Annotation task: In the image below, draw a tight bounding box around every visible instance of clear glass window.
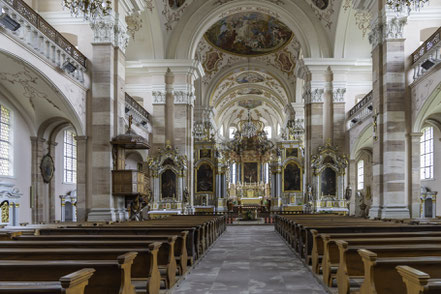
[421,127,434,180]
[64,130,77,183]
[0,105,12,176]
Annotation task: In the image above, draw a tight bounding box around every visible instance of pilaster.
[368,6,410,219]
[88,13,129,221]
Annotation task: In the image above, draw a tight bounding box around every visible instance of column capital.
[369,9,407,49]
[30,136,46,143]
[90,12,129,53]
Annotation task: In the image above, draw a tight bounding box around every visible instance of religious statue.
[345,185,352,201]
[306,184,314,202]
[183,187,189,203]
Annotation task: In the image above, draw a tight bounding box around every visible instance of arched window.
[421,127,434,180]
[229,127,236,139]
[231,163,237,184]
[0,105,12,176]
[264,126,272,139]
[219,125,224,137]
[357,160,364,190]
[63,130,77,183]
[277,123,281,136]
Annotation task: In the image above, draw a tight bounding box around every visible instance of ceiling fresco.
[168,0,186,9]
[236,72,265,84]
[312,0,329,10]
[204,12,293,56]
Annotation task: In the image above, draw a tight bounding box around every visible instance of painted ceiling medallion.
[236,72,265,84]
[276,50,295,73]
[168,0,186,9]
[237,88,264,95]
[204,12,293,56]
[238,100,263,109]
[203,49,223,74]
[312,0,329,10]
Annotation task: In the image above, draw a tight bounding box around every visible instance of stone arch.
[167,0,330,59]
[0,39,87,136]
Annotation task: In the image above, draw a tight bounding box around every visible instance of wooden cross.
[128,115,133,132]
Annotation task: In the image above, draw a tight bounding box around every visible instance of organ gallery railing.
[411,26,441,82]
[0,0,87,83]
[347,91,373,129]
[125,93,151,130]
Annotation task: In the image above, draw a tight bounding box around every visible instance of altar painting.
[196,163,214,193]
[321,167,336,196]
[161,169,177,198]
[243,162,259,183]
[200,149,212,159]
[283,163,301,192]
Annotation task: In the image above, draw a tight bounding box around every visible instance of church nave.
[172,226,327,294]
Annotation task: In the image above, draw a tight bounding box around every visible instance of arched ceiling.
[0,51,83,136]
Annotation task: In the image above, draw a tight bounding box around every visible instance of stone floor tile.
[171,226,327,294]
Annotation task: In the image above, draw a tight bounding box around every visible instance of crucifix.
[128,115,133,132]
[372,109,379,141]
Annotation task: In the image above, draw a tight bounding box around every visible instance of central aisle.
[172,226,328,294]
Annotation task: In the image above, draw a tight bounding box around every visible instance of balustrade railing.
[347,91,373,129]
[411,26,441,82]
[0,0,86,83]
[125,93,151,129]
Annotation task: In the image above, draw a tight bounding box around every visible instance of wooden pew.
[397,265,441,294]
[0,239,177,289]
[321,236,441,287]
[14,232,189,275]
[336,243,441,294]
[0,268,95,294]
[37,227,198,265]
[310,230,441,275]
[358,249,441,294]
[0,252,138,294]
[0,246,161,294]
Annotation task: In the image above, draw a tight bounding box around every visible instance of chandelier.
[62,0,112,21]
[386,0,429,14]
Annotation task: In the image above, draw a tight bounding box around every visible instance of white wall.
[0,95,32,224]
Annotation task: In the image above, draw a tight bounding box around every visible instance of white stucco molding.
[126,59,205,80]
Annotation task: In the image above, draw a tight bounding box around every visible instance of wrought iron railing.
[348,91,373,118]
[412,26,441,65]
[410,26,441,82]
[2,0,87,68]
[125,93,151,128]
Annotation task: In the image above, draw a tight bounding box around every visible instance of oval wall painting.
[204,12,293,56]
[236,72,265,84]
[312,0,329,10]
[169,0,186,9]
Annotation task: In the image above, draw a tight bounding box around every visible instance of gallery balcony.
[125,93,152,132]
[411,26,441,83]
[0,0,86,84]
[347,91,373,129]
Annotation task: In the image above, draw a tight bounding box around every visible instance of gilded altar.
[228,182,270,205]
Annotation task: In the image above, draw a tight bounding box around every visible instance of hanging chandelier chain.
[62,0,112,21]
[386,0,430,15]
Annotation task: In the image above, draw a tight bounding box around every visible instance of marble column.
[47,140,57,223]
[75,136,88,222]
[408,132,422,218]
[368,6,409,219]
[30,136,47,224]
[323,67,334,144]
[165,69,175,145]
[88,13,129,221]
